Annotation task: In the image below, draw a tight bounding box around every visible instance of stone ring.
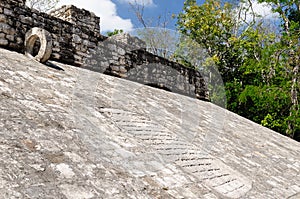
[25,27,52,63]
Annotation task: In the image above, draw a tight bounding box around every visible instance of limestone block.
[117,48,126,56]
[8,42,20,49]
[119,66,127,73]
[111,65,120,72]
[20,16,33,25]
[5,34,14,41]
[52,48,60,52]
[0,38,8,45]
[16,37,23,44]
[52,52,61,59]
[0,14,6,23]
[4,8,13,16]
[90,59,98,65]
[74,60,83,66]
[72,34,81,44]
[74,54,82,61]
[0,23,14,34]
[52,41,60,47]
[76,51,89,58]
[82,39,89,46]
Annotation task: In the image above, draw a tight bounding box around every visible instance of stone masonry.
[86,34,208,99]
[0,0,208,100]
[0,0,103,66]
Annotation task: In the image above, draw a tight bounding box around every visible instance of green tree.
[177,0,300,140]
[257,0,300,139]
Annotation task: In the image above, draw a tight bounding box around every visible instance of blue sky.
[110,0,201,30]
[56,0,277,33]
[56,0,196,32]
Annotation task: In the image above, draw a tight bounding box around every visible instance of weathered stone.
[50,5,100,32]
[52,52,61,59]
[74,54,82,61]
[16,37,23,44]
[25,27,52,63]
[0,14,6,23]
[81,33,89,39]
[0,23,11,33]
[112,33,146,50]
[117,47,126,55]
[52,47,60,52]
[72,34,81,44]
[5,34,14,41]
[0,38,8,45]
[110,65,120,72]
[20,16,33,25]
[0,48,300,198]
[3,8,13,16]
[119,66,127,73]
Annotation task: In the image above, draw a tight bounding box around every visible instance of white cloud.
[239,0,279,22]
[56,0,133,32]
[251,0,278,19]
[118,0,154,6]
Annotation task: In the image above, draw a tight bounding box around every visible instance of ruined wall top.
[111,33,146,50]
[10,0,25,5]
[50,5,100,33]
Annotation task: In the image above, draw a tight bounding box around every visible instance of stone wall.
[0,0,103,65]
[85,35,208,100]
[49,5,100,34]
[0,0,209,100]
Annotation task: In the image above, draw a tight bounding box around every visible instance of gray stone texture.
[0,48,300,199]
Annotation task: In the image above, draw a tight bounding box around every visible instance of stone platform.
[0,48,299,198]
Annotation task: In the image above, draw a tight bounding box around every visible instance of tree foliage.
[107,29,124,37]
[177,0,300,141]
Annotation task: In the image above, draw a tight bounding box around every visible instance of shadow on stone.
[145,83,172,92]
[45,61,64,71]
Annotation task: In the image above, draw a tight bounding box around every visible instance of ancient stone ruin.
[1,1,300,198]
[0,0,209,100]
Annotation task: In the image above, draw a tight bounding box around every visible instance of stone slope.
[0,48,300,199]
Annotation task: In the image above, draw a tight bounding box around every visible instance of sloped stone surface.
[0,48,300,198]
